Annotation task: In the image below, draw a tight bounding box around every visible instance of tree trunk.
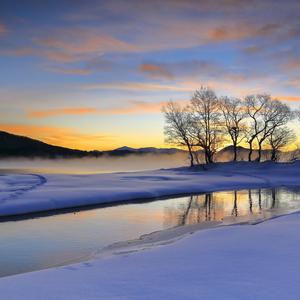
[257,142,262,162]
[233,143,237,161]
[204,148,209,164]
[206,149,214,164]
[248,142,253,162]
[187,144,194,167]
[271,188,276,208]
[271,148,276,162]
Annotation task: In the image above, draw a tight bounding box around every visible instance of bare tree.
[289,143,300,161]
[189,87,222,164]
[244,94,269,161]
[162,101,195,167]
[255,99,292,161]
[295,109,300,121]
[162,90,297,167]
[267,127,295,161]
[220,97,246,161]
[245,94,292,162]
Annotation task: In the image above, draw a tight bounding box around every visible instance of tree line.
[163,87,299,166]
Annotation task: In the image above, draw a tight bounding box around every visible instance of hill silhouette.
[0,131,88,158]
[0,131,183,158]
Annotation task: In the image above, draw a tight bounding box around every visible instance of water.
[0,187,299,278]
[0,155,187,174]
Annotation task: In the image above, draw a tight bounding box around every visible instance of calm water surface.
[0,187,299,278]
[0,156,187,174]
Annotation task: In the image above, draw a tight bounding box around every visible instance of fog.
[0,153,189,174]
[0,148,296,175]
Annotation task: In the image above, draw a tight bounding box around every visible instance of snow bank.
[1,211,300,299]
[1,161,300,217]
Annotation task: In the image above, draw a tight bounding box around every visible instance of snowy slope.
[1,211,300,299]
[0,161,300,217]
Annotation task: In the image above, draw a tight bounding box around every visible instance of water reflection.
[163,188,300,227]
[0,187,299,278]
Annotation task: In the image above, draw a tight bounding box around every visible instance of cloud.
[1,0,299,110]
[284,77,300,88]
[28,101,166,118]
[1,27,138,62]
[138,60,248,83]
[0,23,7,34]
[276,95,300,102]
[46,66,92,75]
[83,79,265,96]
[283,57,300,71]
[26,94,300,121]
[2,1,297,63]
[35,28,138,62]
[28,107,98,118]
[243,45,264,55]
[139,64,174,80]
[2,47,76,63]
[83,82,192,92]
[207,22,284,43]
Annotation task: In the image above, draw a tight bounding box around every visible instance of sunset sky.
[0,0,300,150]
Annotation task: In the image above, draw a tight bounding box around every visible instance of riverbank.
[2,210,300,299]
[1,161,300,298]
[1,161,300,218]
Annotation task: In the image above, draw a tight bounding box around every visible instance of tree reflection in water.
[163,188,298,227]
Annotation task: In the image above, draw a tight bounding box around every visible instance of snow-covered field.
[1,161,300,217]
[1,211,300,299]
[1,161,300,299]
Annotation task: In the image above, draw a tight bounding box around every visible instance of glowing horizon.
[0,0,300,150]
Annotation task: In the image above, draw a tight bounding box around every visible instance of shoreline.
[2,204,300,299]
[95,202,300,260]
[0,161,300,281]
[1,188,299,279]
[0,161,300,218]
[1,184,299,223]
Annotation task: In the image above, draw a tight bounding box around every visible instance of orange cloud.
[283,58,300,71]
[276,95,300,102]
[41,50,76,62]
[84,82,192,92]
[208,22,281,42]
[28,101,165,118]
[28,107,98,118]
[2,28,138,63]
[34,29,138,62]
[46,66,92,75]
[2,47,76,63]
[139,63,173,80]
[0,23,7,34]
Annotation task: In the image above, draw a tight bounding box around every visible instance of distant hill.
[5,130,285,161]
[113,146,183,154]
[0,131,88,158]
[217,145,249,155]
[216,145,274,161]
[0,131,184,158]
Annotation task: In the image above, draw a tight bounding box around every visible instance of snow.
[1,161,300,217]
[1,161,300,298]
[1,211,300,299]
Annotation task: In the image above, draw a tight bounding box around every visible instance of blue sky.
[0,0,299,150]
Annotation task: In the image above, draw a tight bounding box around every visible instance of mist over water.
[0,150,295,175]
[0,153,189,174]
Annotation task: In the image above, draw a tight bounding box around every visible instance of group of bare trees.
[163,87,296,166]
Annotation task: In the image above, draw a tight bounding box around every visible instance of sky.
[0,0,300,150]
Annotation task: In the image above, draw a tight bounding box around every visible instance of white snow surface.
[2,211,300,299]
[1,161,300,217]
[1,161,300,299]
